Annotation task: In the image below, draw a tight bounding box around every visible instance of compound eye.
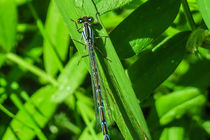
[78,18,83,23]
[88,17,94,23]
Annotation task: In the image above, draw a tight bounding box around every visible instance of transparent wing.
[90,73,101,132]
[97,67,114,126]
[88,46,114,134]
[93,48,114,128]
[88,46,102,132]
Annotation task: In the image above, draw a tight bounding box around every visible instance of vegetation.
[0,0,210,139]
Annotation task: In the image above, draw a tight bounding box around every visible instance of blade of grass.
[159,127,185,140]
[54,0,151,139]
[197,0,210,29]
[0,0,17,52]
[26,0,64,72]
[51,53,88,103]
[0,0,17,68]
[43,0,69,77]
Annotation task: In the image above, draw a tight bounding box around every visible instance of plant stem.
[182,0,196,30]
[6,53,58,86]
[0,103,35,130]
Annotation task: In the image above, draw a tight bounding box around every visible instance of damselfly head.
[77,16,94,24]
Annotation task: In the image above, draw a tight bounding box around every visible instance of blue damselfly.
[74,16,110,140]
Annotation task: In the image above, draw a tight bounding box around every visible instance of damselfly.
[74,16,110,140]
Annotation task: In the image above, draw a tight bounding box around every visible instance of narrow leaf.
[51,53,88,103]
[197,0,210,29]
[43,0,69,76]
[159,127,185,140]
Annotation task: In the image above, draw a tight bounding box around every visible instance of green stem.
[182,0,196,30]
[0,103,16,118]
[0,104,34,130]
[17,24,37,32]
[6,53,58,86]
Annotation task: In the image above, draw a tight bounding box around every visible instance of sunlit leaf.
[0,0,17,52]
[43,0,69,76]
[197,0,210,29]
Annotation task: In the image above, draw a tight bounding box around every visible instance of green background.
[0,0,210,139]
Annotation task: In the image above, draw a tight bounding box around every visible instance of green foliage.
[197,0,210,29]
[43,1,69,77]
[128,31,190,100]
[0,0,17,52]
[0,0,210,140]
[111,0,181,58]
[94,0,145,14]
[0,0,17,67]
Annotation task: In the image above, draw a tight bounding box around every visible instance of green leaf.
[43,0,69,77]
[197,0,210,29]
[155,87,206,125]
[0,0,17,52]
[110,0,181,58]
[128,31,190,101]
[54,0,151,139]
[202,121,210,135]
[94,0,145,14]
[51,53,88,103]
[159,127,185,140]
